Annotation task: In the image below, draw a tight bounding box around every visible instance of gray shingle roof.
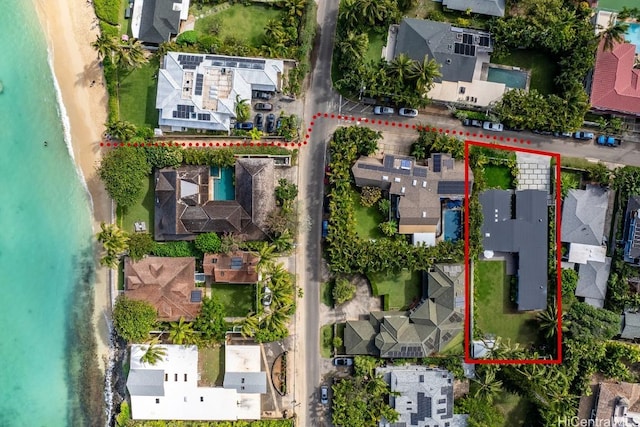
[576,258,611,308]
[561,186,609,246]
[621,312,640,340]
[138,0,181,45]
[442,0,505,17]
[127,369,165,396]
[223,372,267,394]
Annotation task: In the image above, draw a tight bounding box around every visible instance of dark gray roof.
[479,189,548,311]
[223,372,267,394]
[621,311,640,340]
[138,0,181,45]
[442,0,505,17]
[624,196,640,263]
[394,19,492,83]
[127,369,165,396]
[576,258,611,308]
[561,186,609,246]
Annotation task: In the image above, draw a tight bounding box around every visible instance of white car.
[483,122,504,132]
[373,106,394,115]
[398,107,418,117]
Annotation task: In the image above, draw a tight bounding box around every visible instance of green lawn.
[492,50,557,95]
[320,324,334,358]
[199,346,225,386]
[321,281,333,307]
[598,0,636,11]
[484,164,513,189]
[369,270,421,311]
[211,283,255,317]
[118,0,132,36]
[495,391,534,427]
[194,4,282,49]
[351,188,385,239]
[117,175,154,235]
[474,260,538,347]
[118,56,160,128]
[365,31,385,63]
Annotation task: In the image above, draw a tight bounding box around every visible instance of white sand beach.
[34,0,113,371]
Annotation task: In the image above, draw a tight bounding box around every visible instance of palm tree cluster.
[91,34,148,70]
[96,222,129,269]
[339,0,398,30]
[139,338,167,365]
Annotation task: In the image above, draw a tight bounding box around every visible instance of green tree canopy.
[195,232,222,254]
[333,277,357,305]
[98,146,151,209]
[113,296,157,342]
[194,295,227,342]
[128,232,154,261]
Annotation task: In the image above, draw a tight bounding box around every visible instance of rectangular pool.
[487,67,528,89]
[210,166,235,201]
[626,23,640,54]
[443,209,462,242]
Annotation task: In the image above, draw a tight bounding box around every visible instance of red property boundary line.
[464,140,562,365]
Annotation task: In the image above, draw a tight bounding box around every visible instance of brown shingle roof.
[595,381,640,422]
[124,257,201,321]
[203,251,259,284]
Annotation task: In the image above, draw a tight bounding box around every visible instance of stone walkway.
[516,152,551,192]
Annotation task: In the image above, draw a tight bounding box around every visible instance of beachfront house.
[130,0,190,48]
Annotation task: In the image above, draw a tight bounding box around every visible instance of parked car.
[597,135,622,147]
[573,131,594,140]
[321,220,329,239]
[276,116,283,131]
[533,129,553,135]
[266,113,276,133]
[398,107,418,117]
[320,385,329,405]
[254,113,264,131]
[373,106,394,115]
[553,131,573,138]
[463,119,483,127]
[253,90,272,100]
[483,122,504,132]
[254,102,273,111]
[333,357,354,366]
[235,122,253,130]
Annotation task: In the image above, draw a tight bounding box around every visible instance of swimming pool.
[210,166,235,200]
[487,67,528,89]
[443,209,462,242]
[626,23,640,54]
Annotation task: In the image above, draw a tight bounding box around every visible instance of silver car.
[483,122,504,132]
[320,385,329,405]
[373,106,394,115]
[398,107,418,117]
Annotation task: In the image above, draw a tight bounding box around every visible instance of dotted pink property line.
[99,112,531,148]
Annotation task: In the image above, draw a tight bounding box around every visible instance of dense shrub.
[333,277,357,305]
[98,146,151,209]
[360,186,381,207]
[128,233,155,261]
[176,30,199,46]
[112,296,157,342]
[195,232,222,254]
[151,241,201,257]
[144,146,184,169]
[93,0,120,25]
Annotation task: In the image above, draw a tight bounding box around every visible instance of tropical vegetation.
[113,296,157,342]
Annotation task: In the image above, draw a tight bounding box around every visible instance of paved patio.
[516,152,551,192]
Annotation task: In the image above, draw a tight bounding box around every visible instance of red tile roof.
[590,40,640,116]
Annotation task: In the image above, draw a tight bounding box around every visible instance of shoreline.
[33,0,113,377]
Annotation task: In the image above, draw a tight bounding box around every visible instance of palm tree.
[408,55,442,94]
[234,95,250,123]
[254,242,277,274]
[168,317,196,345]
[96,222,129,269]
[91,34,118,62]
[105,120,137,141]
[140,339,167,365]
[283,0,306,19]
[240,313,260,337]
[599,18,629,52]
[337,31,369,64]
[473,367,502,403]
[116,38,148,70]
[388,53,414,82]
[338,0,361,29]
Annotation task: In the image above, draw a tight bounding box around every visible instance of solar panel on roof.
[414,167,428,178]
[433,154,442,173]
[438,181,465,194]
[231,257,243,270]
[190,290,202,303]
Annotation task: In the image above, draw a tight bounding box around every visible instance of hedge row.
[94,0,120,25]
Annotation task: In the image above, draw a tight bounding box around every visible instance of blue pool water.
[626,23,640,54]
[487,67,528,89]
[211,166,235,200]
[443,209,462,242]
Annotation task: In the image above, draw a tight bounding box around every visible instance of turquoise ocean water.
[0,2,103,426]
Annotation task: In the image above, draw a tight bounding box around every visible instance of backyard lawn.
[495,391,534,427]
[484,164,513,189]
[117,175,154,235]
[118,0,132,36]
[210,283,255,317]
[492,49,557,95]
[368,269,421,311]
[118,56,160,128]
[351,187,385,239]
[474,260,538,347]
[194,4,282,49]
[365,31,385,63]
[199,346,225,386]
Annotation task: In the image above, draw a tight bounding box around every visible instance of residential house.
[560,186,611,308]
[376,366,468,427]
[620,311,640,340]
[344,264,465,358]
[442,0,505,17]
[623,196,640,265]
[387,19,509,106]
[127,344,266,421]
[124,256,202,321]
[131,0,190,47]
[203,251,259,284]
[590,380,640,425]
[154,158,276,241]
[479,189,548,311]
[351,153,470,246]
[156,52,286,132]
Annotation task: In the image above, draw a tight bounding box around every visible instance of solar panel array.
[194,74,204,96]
[178,54,204,70]
[231,257,243,270]
[454,42,476,56]
[205,55,266,70]
[414,167,428,178]
[357,163,385,172]
[432,154,442,173]
[387,345,423,358]
[438,181,465,194]
[190,290,203,303]
[410,393,432,425]
[173,104,195,119]
[441,386,454,418]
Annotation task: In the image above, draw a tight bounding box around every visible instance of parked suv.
[373,106,394,115]
[254,102,273,111]
[266,113,276,133]
[253,91,272,100]
[333,357,354,366]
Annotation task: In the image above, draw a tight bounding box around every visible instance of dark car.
[254,113,264,131]
[253,91,272,100]
[333,357,353,367]
[254,102,273,111]
[462,119,483,127]
[266,113,276,133]
[321,220,329,239]
[276,116,283,132]
[235,121,253,130]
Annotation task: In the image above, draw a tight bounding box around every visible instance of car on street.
[254,113,264,131]
[483,122,504,132]
[597,135,622,147]
[276,116,283,131]
[373,106,394,115]
[253,91,272,100]
[553,131,573,138]
[322,219,329,239]
[333,357,353,366]
[398,107,418,117]
[320,385,329,405]
[266,113,276,133]
[573,131,594,140]
[235,122,253,130]
[254,102,273,111]
[463,119,483,127]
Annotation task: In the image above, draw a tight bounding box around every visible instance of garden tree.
[599,18,629,52]
[112,296,157,342]
[254,242,277,273]
[156,41,180,57]
[97,145,151,208]
[537,297,567,341]
[194,232,222,254]
[143,145,183,169]
[168,316,197,345]
[249,127,262,141]
[176,30,198,46]
[274,179,298,207]
[332,376,399,427]
[566,302,621,345]
[379,220,397,237]
[333,125,382,156]
[586,162,611,184]
[561,268,579,298]
[333,336,343,348]
[388,53,414,82]
[96,222,130,269]
[613,166,640,203]
[193,295,227,342]
[354,355,380,378]
[272,229,295,253]
[219,232,245,254]
[377,198,391,217]
[105,120,138,141]
[139,338,167,365]
[560,172,580,198]
[597,341,640,381]
[338,0,362,30]
[407,55,442,94]
[332,277,357,305]
[113,38,148,70]
[472,366,502,404]
[91,34,118,61]
[455,396,504,427]
[360,186,381,207]
[234,95,250,123]
[265,206,298,237]
[336,31,369,69]
[127,232,154,261]
[239,313,260,338]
